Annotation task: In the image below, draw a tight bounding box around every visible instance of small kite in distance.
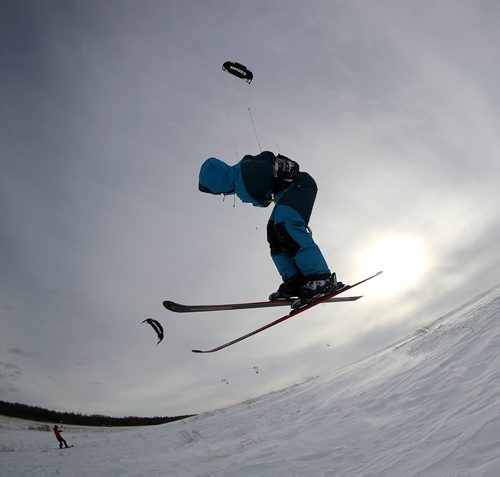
[222,61,253,83]
[142,318,164,345]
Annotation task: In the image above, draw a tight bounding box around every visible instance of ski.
[192,271,383,353]
[163,295,363,313]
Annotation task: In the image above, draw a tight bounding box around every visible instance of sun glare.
[358,235,427,295]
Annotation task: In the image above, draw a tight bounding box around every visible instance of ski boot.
[269,273,304,301]
[292,273,345,309]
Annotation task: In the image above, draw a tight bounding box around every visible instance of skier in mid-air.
[199,151,343,307]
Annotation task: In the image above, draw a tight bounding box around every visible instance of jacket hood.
[199,158,235,195]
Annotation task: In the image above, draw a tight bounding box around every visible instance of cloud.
[7,348,38,358]
[0,362,21,380]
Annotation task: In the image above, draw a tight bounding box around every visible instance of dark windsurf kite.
[142,318,164,345]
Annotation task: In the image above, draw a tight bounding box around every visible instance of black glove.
[273,154,299,182]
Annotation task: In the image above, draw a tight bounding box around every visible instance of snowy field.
[1,286,499,476]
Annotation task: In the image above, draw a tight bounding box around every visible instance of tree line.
[0,400,195,427]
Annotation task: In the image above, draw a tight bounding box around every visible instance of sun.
[358,234,428,295]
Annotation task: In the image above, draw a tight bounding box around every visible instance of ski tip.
[163,300,185,312]
[192,349,203,353]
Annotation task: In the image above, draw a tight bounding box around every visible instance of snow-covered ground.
[1,286,500,476]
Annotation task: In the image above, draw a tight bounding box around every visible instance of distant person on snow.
[53,425,70,448]
[199,151,343,306]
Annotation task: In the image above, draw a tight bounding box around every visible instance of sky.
[1,0,500,417]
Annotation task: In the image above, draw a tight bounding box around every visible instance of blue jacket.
[199,151,275,207]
